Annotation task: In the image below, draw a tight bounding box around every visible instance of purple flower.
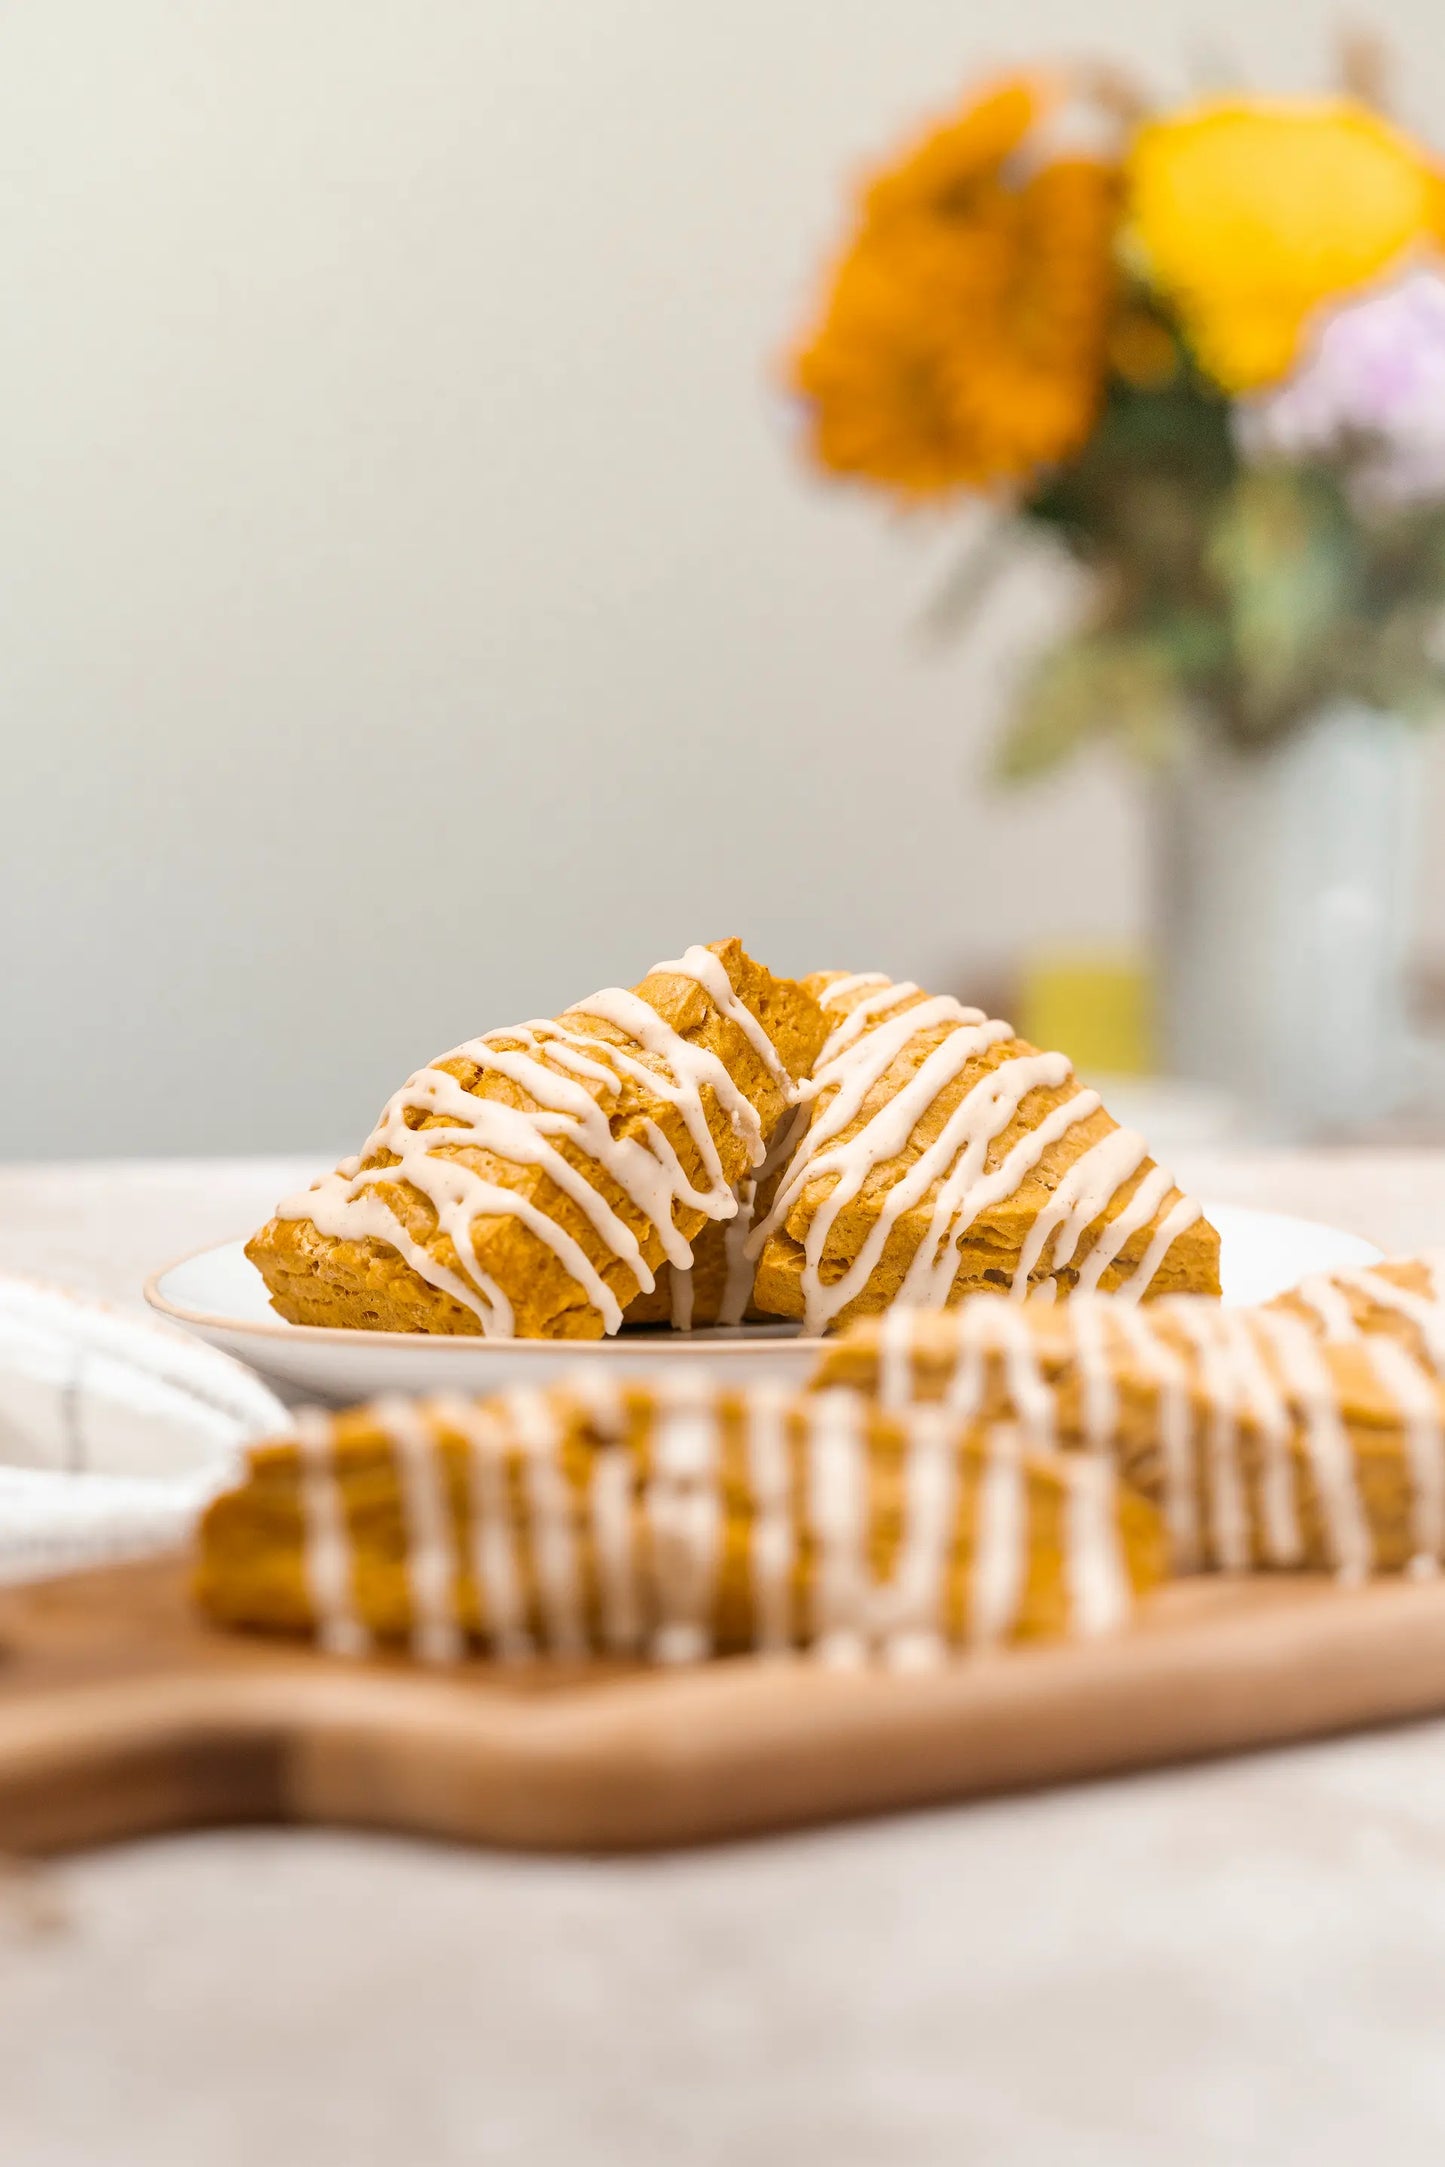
[1237,264,1445,504]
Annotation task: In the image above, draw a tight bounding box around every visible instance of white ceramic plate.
[145,1202,1381,1408]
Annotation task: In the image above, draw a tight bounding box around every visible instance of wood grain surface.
[3,1559,1445,1855]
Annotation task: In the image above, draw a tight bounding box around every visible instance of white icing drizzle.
[1338,1268,1445,1371]
[755,1001,1015,1332]
[748,975,1198,1330]
[1110,1303,1199,1569]
[879,1404,960,1668]
[941,1320,987,1423]
[664,1128,783,1334]
[1010,1128,1151,1295]
[1158,1305,1252,1572]
[1214,1313,1301,1566]
[742,1387,795,1654]
[648,946,791,1089]
[1072,1164,1175,1293]
[290,1376,1140,1668]
[967,1423,1026,1649]
[1062,1455,1131,1636]
[987,1301,1058,1447]
[898,1058,1086,1305]
[1069,1297,1118,1455]
[506,1389,587,1656]
[876,1306,918,1413]
[1123,1194,1204,1301]
[943,1300,1057,1448]
[812,973,918,1061]
[589,1445,643,1652]
[645,1383,723,1663]
[1251,1312,1373,1582]
[294,1407,369,1659]
[804,1390,871,1666]
[434,1395,534,1661]
[716,1178,760,1327]
[375,1396,463,1664]
[1360,1333,1445,1570]
[279,946,781,1339]
[1290,1273,1362,1343]
[534,1367,640,1650]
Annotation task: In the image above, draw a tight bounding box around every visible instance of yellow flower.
[792,78,1118,497]
[1129,97,1441,390]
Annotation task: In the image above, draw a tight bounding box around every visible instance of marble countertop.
[2,1154,1445,2167]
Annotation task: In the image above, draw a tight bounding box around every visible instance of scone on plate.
[195,1380,1165,1664]
[247,940,826,1341]
[749,972,1220,1334]
[813,1293,1445,1579]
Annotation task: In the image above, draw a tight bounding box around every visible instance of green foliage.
[979,368,1445,781]
[994,631,1184,783]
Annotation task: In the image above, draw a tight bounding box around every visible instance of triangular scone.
[195,1381,1164,1663]
[750,972,1220,1334]
[247,940,825,1341]
[1268,1253,1445,1374]
[812,1294,1445,1579]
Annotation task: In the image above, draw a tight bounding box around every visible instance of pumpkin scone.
[748,972,1220,1335]
[1269,1253,1445,1373]
[814,1293,1445,1579]
[195,1380,1164,1665]
[248,941,826,1341]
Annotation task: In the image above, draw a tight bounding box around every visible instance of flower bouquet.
[789,69,1445,1132]
[791,70,1445,769]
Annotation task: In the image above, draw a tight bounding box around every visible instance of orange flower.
[792,78,1118,497]
[863,75,1047,225]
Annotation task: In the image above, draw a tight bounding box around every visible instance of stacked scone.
[200,940,1445,1669]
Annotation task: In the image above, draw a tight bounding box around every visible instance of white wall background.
[5,0,1445,1157]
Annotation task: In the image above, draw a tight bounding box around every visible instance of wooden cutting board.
[3,1557,1445,1855]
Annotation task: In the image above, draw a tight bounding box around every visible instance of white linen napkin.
[0,1274,287,1582]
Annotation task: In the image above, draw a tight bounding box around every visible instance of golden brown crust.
[248,940,826,1341]
[195,1385,1164,1657]
[1267,1255,1445,1369]
[752,978,1220,1329]
[813,1299,1442,1574]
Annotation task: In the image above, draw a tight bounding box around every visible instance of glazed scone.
[749,972,1220,1334]
[1268,1253,1445,1373]
[195,1381,1165,1664]
[247,941,826,1342]
[813,1294,1445,1578]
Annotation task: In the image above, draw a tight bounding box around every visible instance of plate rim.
[143,1202,1382,1361]
[143,1240,828,1358]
